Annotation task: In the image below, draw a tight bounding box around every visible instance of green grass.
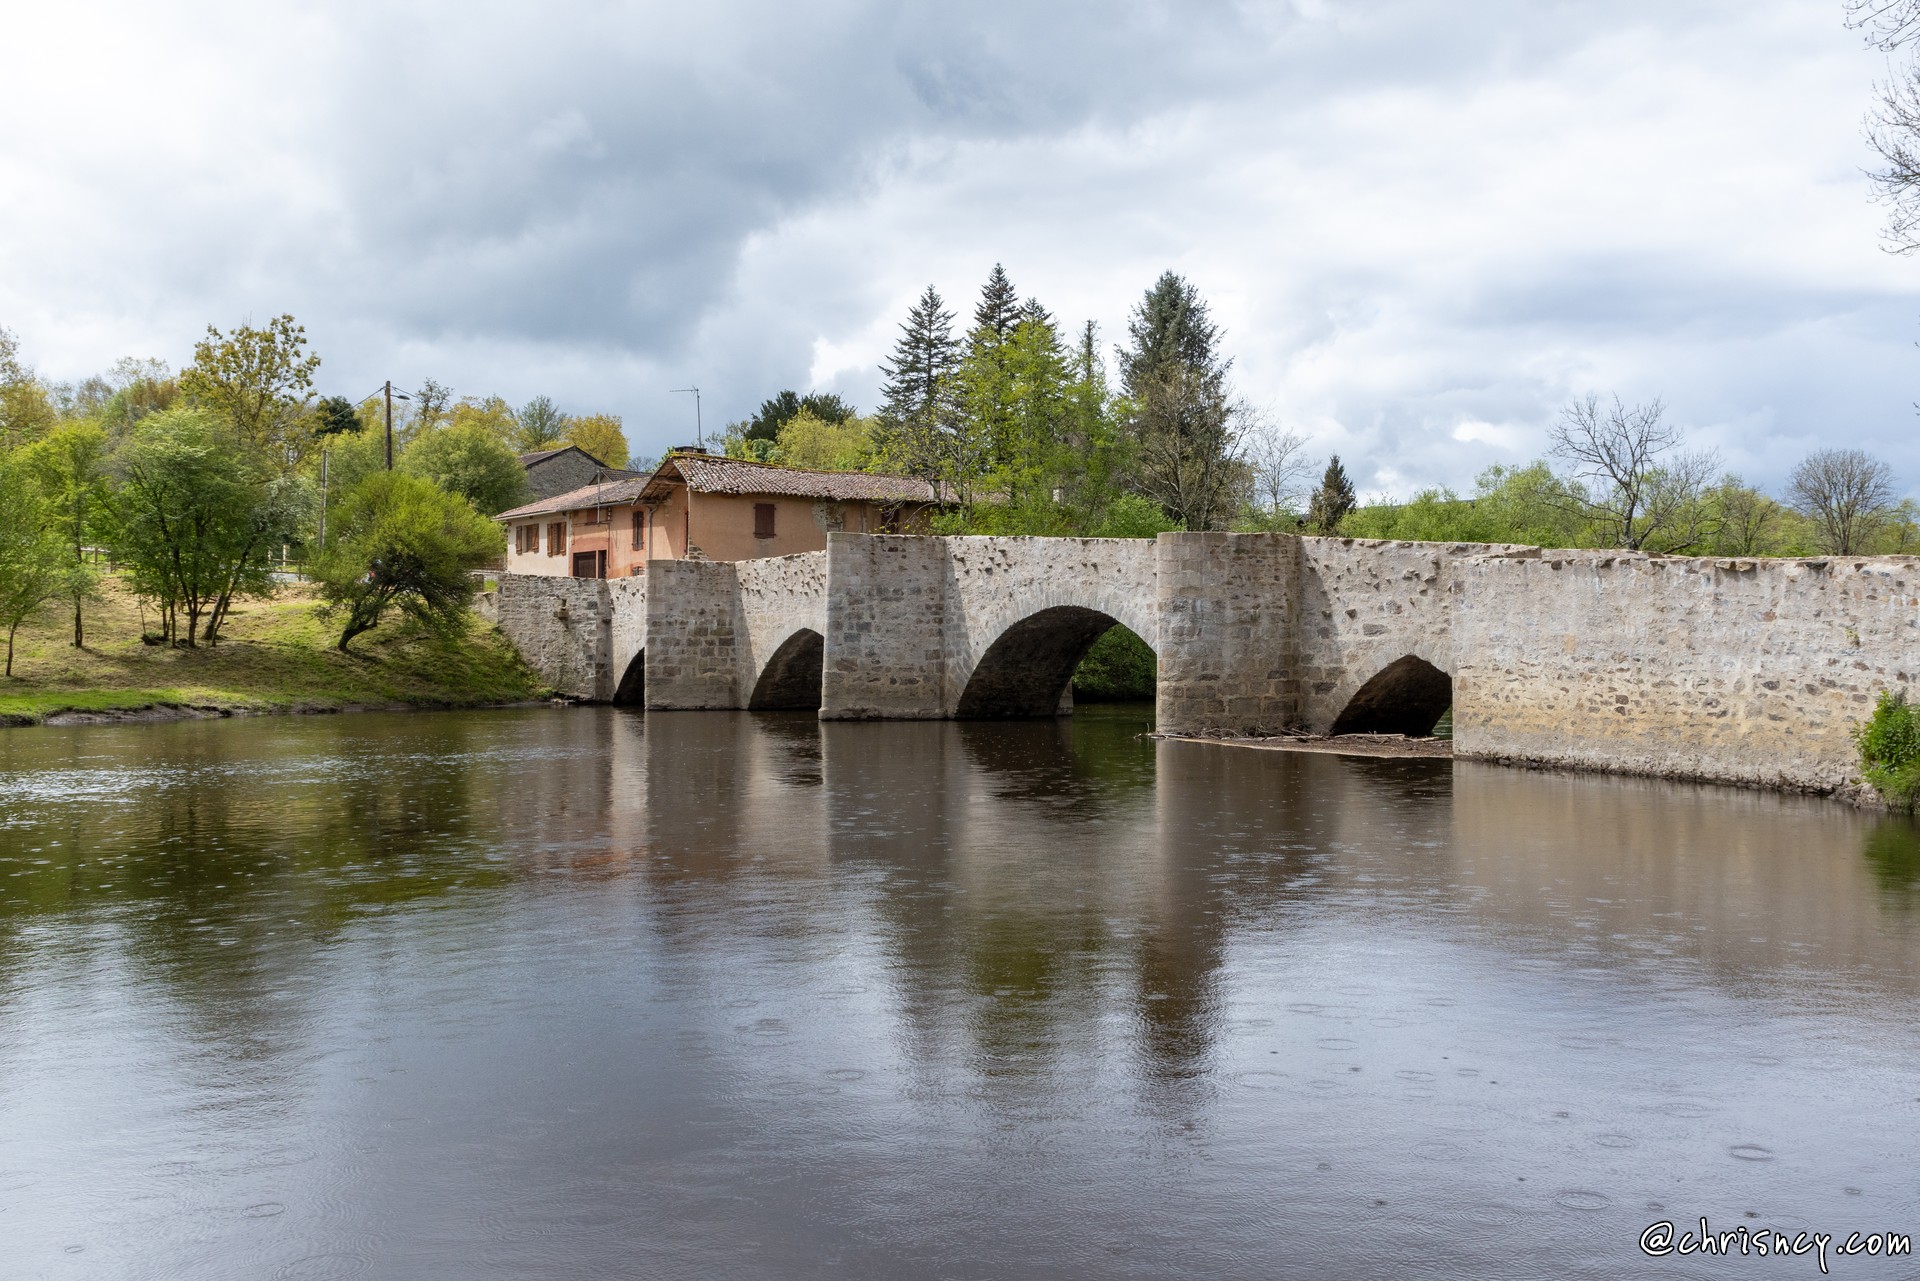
[1,575,546,726]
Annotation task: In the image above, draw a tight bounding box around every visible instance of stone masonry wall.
[642,560,742,709]
[1153,532,1300,736]
[1451,551,1920,791]
[735,551,829,700]
[1295,538,1525,733]
[821,534,950,719]
[939,536,1161,710]
[491,574,613,699]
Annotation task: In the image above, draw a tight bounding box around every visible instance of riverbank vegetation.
[1857,690,1920,809]
[0,316,581,703]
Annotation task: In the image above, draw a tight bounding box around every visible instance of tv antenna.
[670,386,703,447]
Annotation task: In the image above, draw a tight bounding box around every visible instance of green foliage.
[563,413,630,468]
[315,395,362,439]
[1856,689,1920,807]
[771,410,876,471]
[1072,626,1156,701]
[1091,492,1180,538]
[0,453,73,675]
[0,325,57,453]
[179,314,321,467]
[516,395,568,451]
[1116,272,1244,530]
[447,396,519,449]
[739,390,857,443]
[398,420,530,516]
[112,409,305,647]
[23,422,110,646]
[1343,463,1588,547]
[317,472,503,651]
[1307,455,1358,533]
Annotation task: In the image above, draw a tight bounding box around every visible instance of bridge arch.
[613,649,646,705]
[1327,653,1451,737]
[956,606,1149,719]
[748,627,825,711]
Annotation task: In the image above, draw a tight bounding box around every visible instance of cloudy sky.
[3,0,1917,496]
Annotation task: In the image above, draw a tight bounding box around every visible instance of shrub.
[1855,689,1920,807]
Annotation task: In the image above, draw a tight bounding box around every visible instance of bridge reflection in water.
[1,708,1917,1278]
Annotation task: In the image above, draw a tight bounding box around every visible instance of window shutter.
[631,510,644,550]
[754,503,775,538]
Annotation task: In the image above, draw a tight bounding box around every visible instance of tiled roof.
[517,445,617,469]
[495,476,651,521]
[652,452,953,503]
[494,452,953,521]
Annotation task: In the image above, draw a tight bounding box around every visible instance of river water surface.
[2,706,1918,1279]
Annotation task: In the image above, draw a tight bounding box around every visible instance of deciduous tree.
[111,410,305,646]
[515,396,568,451]
[1788,447,1897,554]
[317,472,503,651]
[1548,393,1717,551]
[24,423,109,647]
[179,315,321,467]
[0,454,70,676]
[563,413,630,468]
[0,325,57,453]
[398,420,530,515]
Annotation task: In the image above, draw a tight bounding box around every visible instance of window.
[581,508,600,526]
[547,522,566,555]
[572,550,606,578]
[514,525,534,555]
[753,502,776,539]
[631,510,644,550]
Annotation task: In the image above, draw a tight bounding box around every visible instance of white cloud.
[2,0,1916,494]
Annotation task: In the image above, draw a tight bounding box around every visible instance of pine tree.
[972,264,1020,343]
[1308,456,1357,533]
[879,286,959,424]
[1118,271,1228,396]
[1115,272,1242,530]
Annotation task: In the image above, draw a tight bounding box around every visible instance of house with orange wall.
[495,449,952,577]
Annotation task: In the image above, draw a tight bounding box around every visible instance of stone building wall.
[1451,551,1920,790]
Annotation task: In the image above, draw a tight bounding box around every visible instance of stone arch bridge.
[483,531,1920,792]
[487,533,1484,738]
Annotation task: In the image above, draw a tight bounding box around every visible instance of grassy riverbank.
[0,576,546,726]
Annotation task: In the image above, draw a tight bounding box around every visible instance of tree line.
[719,265,1915,556]
[0,316,632,672]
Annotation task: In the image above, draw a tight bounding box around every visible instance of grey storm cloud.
[4,0,1918,491]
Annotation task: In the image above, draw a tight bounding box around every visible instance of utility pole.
[383,381,411,469]
[670,386,703,448]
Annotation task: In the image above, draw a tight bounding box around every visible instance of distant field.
[0,575,546,726]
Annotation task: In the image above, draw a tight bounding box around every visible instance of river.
[2,706,1917,1279]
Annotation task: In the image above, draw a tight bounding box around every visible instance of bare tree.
[1846,1,1920,251]
[1788,448,1897,554]
[1847,0,1920,49]
[1244,418,1312,521]
[1548,393,1716,550]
